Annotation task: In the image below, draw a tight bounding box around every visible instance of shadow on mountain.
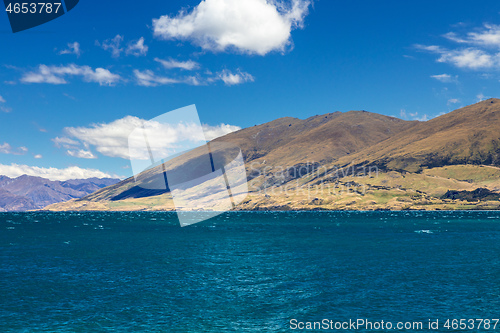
[110,186,170,201]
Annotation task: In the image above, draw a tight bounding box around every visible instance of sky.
[0,0,499,180]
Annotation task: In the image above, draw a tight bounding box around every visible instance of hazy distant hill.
[46,99,500,212]
[0,175,120,211]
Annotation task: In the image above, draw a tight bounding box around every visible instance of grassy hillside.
[45,99,500,212]
[338,98,500,172]
[46,165,500,211]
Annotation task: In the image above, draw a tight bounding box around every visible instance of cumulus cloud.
[21,64,122,86]
[0,163,121,181]
[126,37,149,56]
[55,115,241,160]
[34,154,43,159]
[59,42,81,57]
[152,0,311,55]
[154,57,200,70]
[217,69,254,85]
[97,35,124,57]
[430,73,458,83]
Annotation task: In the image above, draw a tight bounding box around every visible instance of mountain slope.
[45,99,500,212]
[338,98,500,171]
[65,111,417,203]
[214,110,417,167]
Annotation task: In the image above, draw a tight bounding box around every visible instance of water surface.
[1,211,500,332]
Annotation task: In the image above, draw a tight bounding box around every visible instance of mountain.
[217,111,417,167]
[46,99,500,212]
[0,175,120,211]
[337,98,500,172]
[55,109,415,204]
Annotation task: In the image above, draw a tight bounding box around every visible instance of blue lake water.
[1,211,500,332]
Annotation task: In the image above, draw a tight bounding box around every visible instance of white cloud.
[444,24,500,48]
[447,98,460,105]
[152,0,311,55]
[97,35,124,57]
[416,44,442,52]
[0,143,11,154]
[202,123,241,140]
[218,69,254,85]
[184,75,203,86]
[56,115,241,160]
[399,109,429,121]
[98,35,148,57]
[0,95,9,113]
[416,24,500,70]
[133,69,179,87]
[409,112,428,121]
[437,48,497,69]
[59,42,81,57]
[154,57,200,70]
[416,44,498,70]
[134,67,253,86]
[21,64,122,86]
[477,93,488,102]
[67,149,97,159]
[63,93,76,100]
[0,143,28,155]
[126,37,149,56]
[34,154,43,159]
[0,163,121,181]
[430,73,458,83]
[53,136,80,149]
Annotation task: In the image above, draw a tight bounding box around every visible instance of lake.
[1,211,500,332]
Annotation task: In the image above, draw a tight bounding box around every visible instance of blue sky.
[0,0,499,180]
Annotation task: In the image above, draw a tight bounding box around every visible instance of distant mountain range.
[47,98,500,211]
[0,175,120,211]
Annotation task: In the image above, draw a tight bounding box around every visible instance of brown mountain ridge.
[45,98,500,211]
[339,98,500,172]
